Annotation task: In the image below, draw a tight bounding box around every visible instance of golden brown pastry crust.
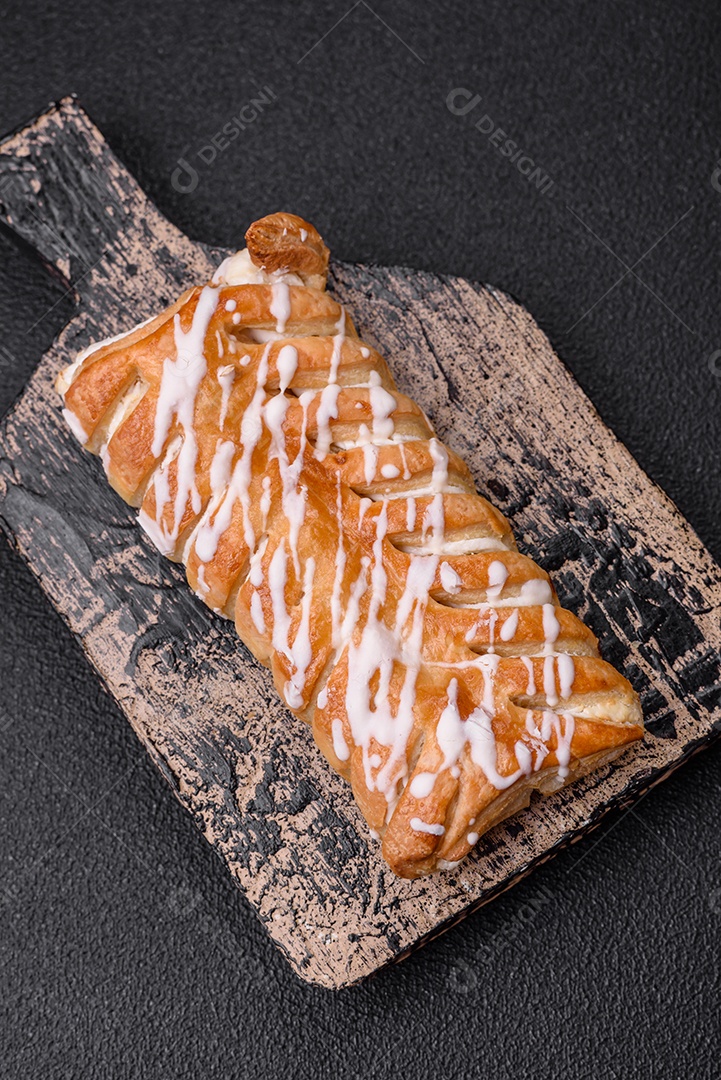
[57,212,644,878]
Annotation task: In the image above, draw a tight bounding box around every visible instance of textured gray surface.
[1,0,720,1075]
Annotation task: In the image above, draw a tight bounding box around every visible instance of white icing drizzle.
[543,654,559,708]
[250,592,265,634]
[520,578,553,605]
[209,438,235,495]
[522,655,536,695]
[313,309,346,460]
[368,371,396,441]
[217,364,235,430]
[422,494,445,554]
[260,475,272,529]
[487,560,508,599]
[362,442,378,485]
[542,603,561,649]
[541,710,575,779]
[557,654,575,700]
[499,608,519,642]
[435,674,524,790]
[409,772,437,798]
[487,609,498,653]
[315,384,342,461]
[439,561,462,595]
[249,537,268,634]
[194,343,271,563]
[410,818,445,836]
[343,505,439,804]
[270,282,291,334]
[276,344,299,392]
[144,285,218,551]
[328,476,347,650]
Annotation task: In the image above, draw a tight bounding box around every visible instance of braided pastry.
[57,212,643,878]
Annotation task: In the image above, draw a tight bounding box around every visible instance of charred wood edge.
[1,98,721,989]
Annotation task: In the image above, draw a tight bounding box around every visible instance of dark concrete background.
[1,2,720,1077]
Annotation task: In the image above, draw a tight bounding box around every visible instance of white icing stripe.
[543,654,559,708]
[440,561,462,595]
[410,818,445,836]
[342,505,440,804]
[542,603,561,648]
[557,654,575,699]
[217,364,235,430]
[409,772,437,798]
[270,282,291,334]
[276,344,299,393]
[522,655,536,695]
[368,371,397,441]
[381,464,400,479]
[313,309,347,461]
[499,608,519,642]
[541,710,575,779]
[194,343,272,562]
[146,285,218,550]
[487,560,508,599]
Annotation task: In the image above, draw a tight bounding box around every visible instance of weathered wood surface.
[1,98,720,989]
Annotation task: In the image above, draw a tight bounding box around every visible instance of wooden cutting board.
[1,97,719,989]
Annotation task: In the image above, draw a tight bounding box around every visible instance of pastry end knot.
[246,212,330,290]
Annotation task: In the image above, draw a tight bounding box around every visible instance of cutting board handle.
[0,97,210,308]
